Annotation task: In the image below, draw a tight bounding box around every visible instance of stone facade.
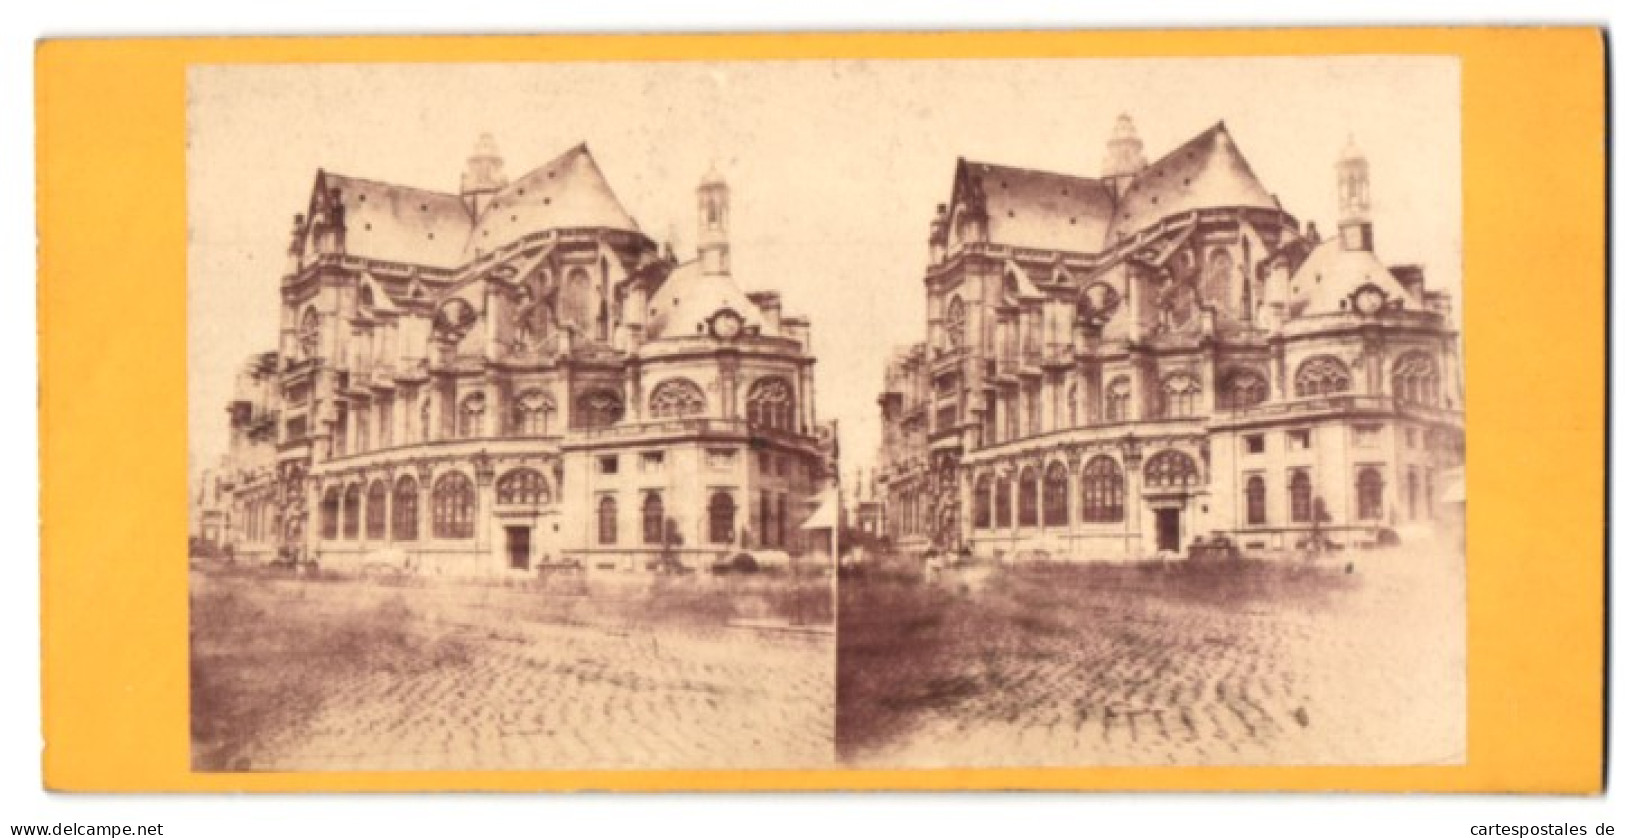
[876,118,1464,561]
[212,138,830,575]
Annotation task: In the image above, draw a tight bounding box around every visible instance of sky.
[188,57,1460,485]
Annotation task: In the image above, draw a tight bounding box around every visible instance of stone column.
[1122,437,1144,558]
[415,461,435,549]
[473,452,496,564]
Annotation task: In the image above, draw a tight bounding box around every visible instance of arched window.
[1160,372,1202,418]
[643,492,665,545]
[649,378,707,419]
[1042,462,1069,527]
[432,472,475,539]
[1220,368,1270,410]
[496,468,549,506]
[1144,450,1201,491]
[561,267,594,331]
[708,492,736,544]
[746,377,797,432]
[511,389,556,436]
[392,476,418,541]
[945,296,967,350]
[994,474,1012,528]
[1392,352,1441,407]
[1080,456,1124,523]
[458,392,486,438]
[1017,466,1039,527]
[1295,355,1352,398]
[973,474,993,529]
[298,307,321,359]
[597,495,618,545]
[1357,467,1385,521]
[342,484,361,540]
[365,480,387,540]
[1289,470,1313,523]
[1105,376,1132,423]
[573,388,624,429]
[320,487,340,540]
[1245,474,1267,525]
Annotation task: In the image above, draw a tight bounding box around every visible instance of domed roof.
[463,143,641,260]
[645,261,764,340]
[1107,122,1280,241]
[1289,238,1416,317]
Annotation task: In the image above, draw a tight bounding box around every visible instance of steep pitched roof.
[318,172,472,269]
[464,143,641,260]
[1108,122,1280,241]
[960,160,1115,253]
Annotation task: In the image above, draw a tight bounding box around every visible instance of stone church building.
[211,136,830,574]
[876,116,1464,560]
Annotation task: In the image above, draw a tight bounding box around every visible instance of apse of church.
[213,136,830,575]
[876,117,1464,561]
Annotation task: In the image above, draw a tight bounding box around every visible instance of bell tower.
[1102,113,1148,199]
[697,164,730,276]
[1336,135,1374,251]
[460,133,508,218]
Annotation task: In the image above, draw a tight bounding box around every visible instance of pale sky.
[188,57,1460,484]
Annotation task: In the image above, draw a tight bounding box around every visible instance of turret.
[1102,114,1148,198]
[928,203,948,265]
[460,133,508,218]
[697,164,730,276]
[1336,136,1373,251]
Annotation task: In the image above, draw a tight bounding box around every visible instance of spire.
[460,132,508,217]
[697,163,730,276]
[1336,134,1373,250]
[1102,113,1148,198]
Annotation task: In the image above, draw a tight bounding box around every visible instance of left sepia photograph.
[186,65,838,772]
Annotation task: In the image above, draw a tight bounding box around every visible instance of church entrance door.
[1155,508,1181,553]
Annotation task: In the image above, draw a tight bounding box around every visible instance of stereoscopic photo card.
[36,28,1605,792]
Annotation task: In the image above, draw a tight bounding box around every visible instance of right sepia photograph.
[834,55,1464,769]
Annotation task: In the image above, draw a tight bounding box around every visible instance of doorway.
[505,526,531,570]
[1155,508,1181,553]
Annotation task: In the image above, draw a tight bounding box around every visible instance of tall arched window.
[1160,372,1202,418]
[746,377,797,432]
[1017,466,1039,527]
[649,378,707,419]
[1357,467,1385,521]
[1042,462,1069,527]
[1105,376,1132,423]
[573,388,624,429]
[945,296,967,350]
[458,392,486,438]
[511,389,556,436]
[432,472,475,539]
[597,495,618,545]
[708,492,736,544]
[342,484,361,540]
[1144,450,1201,491]
[561,267,594,331]
[1245,474,1267,525]
[1295,355,1352,398]
[1220,368,1270,410]
[1080,456,1124,523]
[1392,352,1441,407]
[496,468,549,506]
[1067,382,1080,428]
[365,480,388,540]
[994,474,1012,528]
[320,487,340,540]
[298,307,321,359]
[973,474,993,529]
[392,476,418,541]
[642,492,665,545]
[1289,470,1313,523]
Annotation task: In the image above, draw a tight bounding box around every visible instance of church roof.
[960,160,1115,253]
[644,260,765,341]
[1288,237,1416,317]
[319,172,472,269]
[464,143,641,260]
[1107,122,1280,241]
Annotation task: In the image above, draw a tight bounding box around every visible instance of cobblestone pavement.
[837,546,1465,767]
[194,572,834,771]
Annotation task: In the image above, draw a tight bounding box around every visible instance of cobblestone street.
[837,546,1465,767]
